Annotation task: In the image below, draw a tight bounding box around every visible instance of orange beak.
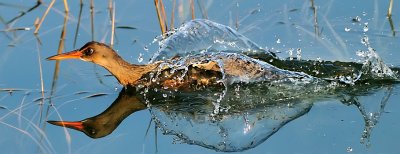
[46,50,83,60]
[48,120,84,131]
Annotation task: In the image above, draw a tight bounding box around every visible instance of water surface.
[1,0,400,153]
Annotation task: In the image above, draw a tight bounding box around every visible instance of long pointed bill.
[46,50,83,60]
[48,120,84,131]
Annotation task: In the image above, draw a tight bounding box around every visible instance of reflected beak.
[46,50,83,60]
[48,120,84,131]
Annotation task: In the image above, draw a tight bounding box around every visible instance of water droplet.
[169,68,176,74]
[296,48,302,60]
[361,35,369,46]
[276,38,281,44]
[362,12,367,16]
[288,48,294,60]
[363,22,369,32]
[163,93,167,97]
[316,57,322,62]
[346,147,353,152]
[143,45,149,51]
[352,16,361,22]
[235,85,240,92]
[137,53,144,63]
[356,50,367,58]
[344,27,351,32]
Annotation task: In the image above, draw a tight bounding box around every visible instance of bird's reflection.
[48,80,397,152]
[48,88,146,138]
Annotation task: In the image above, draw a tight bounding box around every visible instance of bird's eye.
[90,129,96,135]
[84,48,94,56]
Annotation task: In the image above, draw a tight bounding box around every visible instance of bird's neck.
[101,55,160,86]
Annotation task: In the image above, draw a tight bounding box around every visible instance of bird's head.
[47,41,120,68]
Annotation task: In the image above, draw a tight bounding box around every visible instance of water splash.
[296,48,302,60]
[357,36,397,80]
[288,48,294,60]
[140,20,399,152]
[149,84,315,152]
[144,50,319,121]
[276,38,281,44]
[346,147,353,152]
[363,22,369,32]
[150,19,276,62]
[142,20,398,118]
[352,16,361,22]
[137,53,143,63]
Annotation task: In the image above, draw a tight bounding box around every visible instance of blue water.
[1,0,400,153]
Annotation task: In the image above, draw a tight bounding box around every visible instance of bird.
[47,41,400,89]
[47,41,312,89]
